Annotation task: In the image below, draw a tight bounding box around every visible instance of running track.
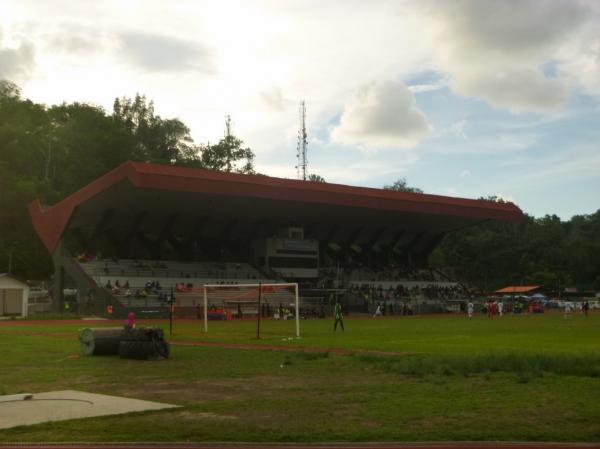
[1,444,599,448]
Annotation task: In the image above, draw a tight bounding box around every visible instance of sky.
[1,0,599,220]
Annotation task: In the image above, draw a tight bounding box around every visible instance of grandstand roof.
[29,161,523,254]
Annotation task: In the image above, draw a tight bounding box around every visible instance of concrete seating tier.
[78,258,264,281]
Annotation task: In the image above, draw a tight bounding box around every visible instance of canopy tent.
[531,292,548,299]
[494,286,543,295]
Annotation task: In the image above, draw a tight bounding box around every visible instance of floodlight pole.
[256,282,262,340]
[169,287,174,336]
[295,283,300,338]
[8,247,13,274]
[203,286,208,333]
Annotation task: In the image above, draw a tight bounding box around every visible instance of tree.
[113,94,199,165]
[47,102,136,197]
[479,195,507,203]
[308,174,326,182]
[200,116,255,174]
[383,178,423,193]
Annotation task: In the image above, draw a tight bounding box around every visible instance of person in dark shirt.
[333,301,344,331]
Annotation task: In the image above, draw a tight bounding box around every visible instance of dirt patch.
[170,339,408,357]
[173,410,236,421]
[103,373,334,407]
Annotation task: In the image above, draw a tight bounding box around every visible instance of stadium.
[28,160,522,320]
[3,0,600,443]
[0,161,598,445]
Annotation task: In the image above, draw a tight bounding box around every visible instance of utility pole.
[224,115,233,172]
[225,114,232,138]
[296,101,307,181]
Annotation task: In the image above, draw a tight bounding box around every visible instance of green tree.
[200,116,255,173]
[383,178,423,193]
[113,94,199,165]
[46,102,135,197]
[308,174,326,182]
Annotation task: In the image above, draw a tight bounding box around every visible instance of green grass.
[1,312,599,442]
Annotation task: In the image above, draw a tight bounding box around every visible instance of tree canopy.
[199,116,255,174]
[308,174,326,183]
[383,178,424,194]
[430,211,600,292]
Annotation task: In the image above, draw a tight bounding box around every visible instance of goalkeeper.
[333,300,344,331]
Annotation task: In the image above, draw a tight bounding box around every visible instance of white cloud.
[494,193,516,203]
[459,169,471,179]
[429,133,539,155]
[423,0,591,113]
[259,87,293,112]
[440,120,468,139]
[407,79,448,93]
[0,28,34,81]
[558,33,600,98]
[330,80,431,150]
[118,31,215,74]
[451,68,569,114]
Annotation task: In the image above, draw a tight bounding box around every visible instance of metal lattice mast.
[296,101,307,181]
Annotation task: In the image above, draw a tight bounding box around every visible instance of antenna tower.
[225,114,232,138]
[296,101,308,180]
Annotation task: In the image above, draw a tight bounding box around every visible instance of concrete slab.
[0,393,33,403]
[0,390,178,430]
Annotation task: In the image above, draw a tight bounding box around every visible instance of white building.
[0,273,29,318]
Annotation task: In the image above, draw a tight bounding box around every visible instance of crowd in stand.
[350,282,467,302]
[419,283,466,300]
[350,267,440,282]
[104,279,170,300]
[351,283,411,301]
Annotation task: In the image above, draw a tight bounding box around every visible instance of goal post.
[202,283,300,338]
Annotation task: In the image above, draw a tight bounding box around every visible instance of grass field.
[1,312,599,443]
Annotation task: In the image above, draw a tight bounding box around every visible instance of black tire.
[119,340,154,359]
[118,340,135,358]
[122,327,152,342]
[156,341,170,359]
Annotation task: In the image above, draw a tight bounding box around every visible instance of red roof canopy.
[29,161,523,253]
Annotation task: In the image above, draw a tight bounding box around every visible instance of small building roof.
[494,286,543,294]
[0,273,30,288]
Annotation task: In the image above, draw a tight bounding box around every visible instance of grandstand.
[28,161,522,317]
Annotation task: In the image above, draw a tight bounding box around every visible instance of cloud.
[558,33,600,98]
[0,29,35,80]
[424,0,591,113]
[428,132,540,155]
[117,31,215,74]
[494,193,516,203]
[407,81,447,93]
[440,119,467,139]
[259,87,293,112]
[452,68,569,114]
[330,80,430,150]
[45,23,107,55]
[459,169,471,179]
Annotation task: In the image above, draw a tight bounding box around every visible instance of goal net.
[202,283,300,337]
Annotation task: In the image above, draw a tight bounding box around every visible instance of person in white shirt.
[564,302,572,319]
[498,301,504,317]
[467,301,474,319]
[374,304,383,317]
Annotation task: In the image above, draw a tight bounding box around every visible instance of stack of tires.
[118,327,170,360]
